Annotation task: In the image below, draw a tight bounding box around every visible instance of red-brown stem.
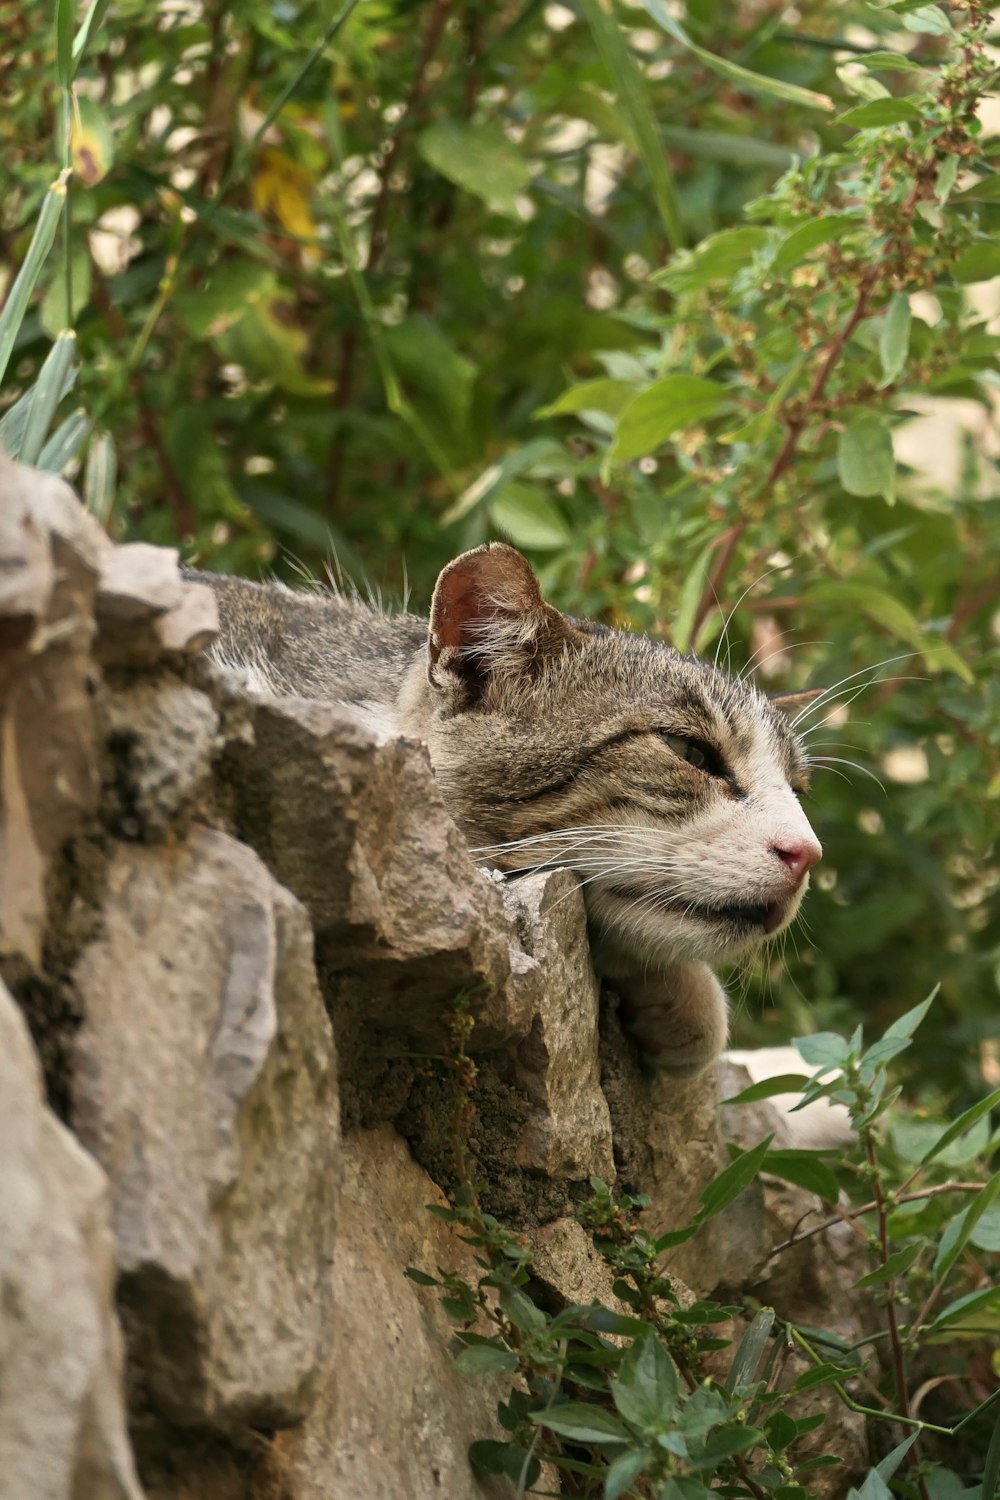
[771,1182,984,1255]
[863,1125,932,1500]
[689,278,875,643]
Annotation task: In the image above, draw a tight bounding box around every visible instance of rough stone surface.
[0,450,101,971]
[0,979,142,1500]
[101,676,221,840]
[72,828,340,1436]
[227,693,510,1036]
[0,456,874,1500]
[500,870,614,1182]
[281,1125,509,1500]
[96,542,184,621]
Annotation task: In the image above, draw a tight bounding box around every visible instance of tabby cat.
[202,543,821,1075]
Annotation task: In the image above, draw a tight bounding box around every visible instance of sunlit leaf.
[611,375,729,462]
[419,120,531,217]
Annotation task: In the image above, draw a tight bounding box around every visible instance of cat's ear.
[768,687,827,716]
[428,543,577,702]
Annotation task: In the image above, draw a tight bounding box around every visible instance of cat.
[200,543,821,1076]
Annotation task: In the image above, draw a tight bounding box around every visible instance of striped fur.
[199,544,822,1074]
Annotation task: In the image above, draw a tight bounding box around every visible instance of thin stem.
[771,1182,984,1255]
[689,276,874,642]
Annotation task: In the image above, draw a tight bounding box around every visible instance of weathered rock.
[96,543,184,622]
[227,694,510,1037]
[498,871,614,1182]
[154,581,219,655]
[0,978,143,1500]
[101,676,221,840]
[0,450,101,971]
[71,827,340,1437]
[281,1125,510,1500]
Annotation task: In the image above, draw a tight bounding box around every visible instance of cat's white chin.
[586,878,807,970]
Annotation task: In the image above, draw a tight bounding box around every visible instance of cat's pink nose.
[771,840,822,884]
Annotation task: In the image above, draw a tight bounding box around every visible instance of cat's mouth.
[608,886,789,935]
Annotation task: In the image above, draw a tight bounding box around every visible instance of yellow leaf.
[251,148,317,241]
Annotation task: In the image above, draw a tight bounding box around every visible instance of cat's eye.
[660,733,725,777]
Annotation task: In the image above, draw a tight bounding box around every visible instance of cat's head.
[398,543,821,971]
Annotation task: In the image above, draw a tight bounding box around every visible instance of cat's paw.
[613,963,729,1078]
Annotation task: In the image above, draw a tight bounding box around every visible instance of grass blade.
[578,0,684,250]
[37,407,91,473]
[637,0,834,111]
[19,331,77,466]
[0,170,70,387]
[56,0,75,85]
[84,430,117,525]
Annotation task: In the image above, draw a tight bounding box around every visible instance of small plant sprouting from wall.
[412,993,1000,1499]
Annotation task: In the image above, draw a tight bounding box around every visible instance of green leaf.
[792,1362,846,1393]
[469,1439,541,1487]
[72,0,112,64]
[875,1433,919,1481]
[722,1074,809,1105]
[690,1423,765,1468]
[56,0,75,86]
[933,1169,1000,1281]
[879,292,912,385]
[903,5,952,35]
[793,1032,850,1070]
[925,1285,1000,1335]
[84,430,117,527]
[40,251,92,338]
[725,1308,775,1393]
[441,439,563,525]
[837,415,895,502]
[837,98,923,128]
[890,1115,990,1167]
[953,242,1000,284]
[698,1136,773,1219]
[859,50,929,72]
[671,537,717,656]
[658,227,773,293]
[578,0,682,248]
[454,1344,519,1375]
[612,1332,679,1430]
[489,483,571,550]
[175,261,275,339]
[538,378,637,419]
[0,171,68,387]
[765,1150,840,1203]
[970,1205,1000,1252]
[418,120,530,218]
[771,215,862,274]
[19,331,77,466]
[71,96,114,186]
[635,0,833,110]
[403,1267,439,1286]
[863,990,936,1065]
[604,1448,650,1500]
[499,1284,548,1336]
[611,376,728,463]
[920,1086,1000,1164]
[852,1468,893,1500]
[534,1402,631,1445]
[37,408,91,474]
[853,1241,925,1288]
[981,1406,1000,1500]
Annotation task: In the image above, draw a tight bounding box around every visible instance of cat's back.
[191,570,426,706]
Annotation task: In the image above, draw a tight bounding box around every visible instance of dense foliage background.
[2,0,999,1090]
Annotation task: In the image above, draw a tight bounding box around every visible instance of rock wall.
[0,451,863,1500]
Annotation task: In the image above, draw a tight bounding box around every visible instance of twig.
[689,278,874,642]
[770,1182,984,1255]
